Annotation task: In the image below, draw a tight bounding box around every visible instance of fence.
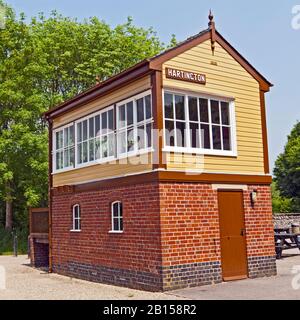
[29,208,49,235]
[273,213,300,228]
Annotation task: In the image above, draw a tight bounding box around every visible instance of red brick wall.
[158,183,222,267]
[243,185,275,258]
[50,180,275,290]
[51,182,162,276]
[158,183,275,267]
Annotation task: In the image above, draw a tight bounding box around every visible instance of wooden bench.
[274,231,300,259]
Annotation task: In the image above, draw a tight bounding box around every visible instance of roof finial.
[208,9,215,28]
[208,10,216,55]
[208,9,214,25]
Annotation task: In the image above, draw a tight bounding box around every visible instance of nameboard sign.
[166,67,206,85]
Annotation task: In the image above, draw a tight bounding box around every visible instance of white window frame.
[116,90,154,159]
[71,204,81,232]
[109,201,123,233]
[162,89,237,157]
[75,105,115,169]
[53,123,75,173]
[52,90,154,174]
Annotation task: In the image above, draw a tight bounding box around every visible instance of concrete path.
[0,251,300,299]
[170,249,300,300]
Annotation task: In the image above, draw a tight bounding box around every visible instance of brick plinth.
[51,181,163,291]
[50,181,276,291]
[248,256,277,278]
[29,236,49,268]
[53,262,162,292]
[162,261,222,291]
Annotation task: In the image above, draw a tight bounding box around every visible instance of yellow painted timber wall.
[53,153,153,187]
[53,76,151,128]
[52,76,152,187]
[163,40,265,174]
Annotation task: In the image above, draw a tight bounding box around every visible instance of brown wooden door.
[218,190,248,281]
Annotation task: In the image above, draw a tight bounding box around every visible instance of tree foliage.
[274,121,300,212]
[0,1,175,230]
[271,182,293,213]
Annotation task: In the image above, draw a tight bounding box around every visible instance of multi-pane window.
[53,91,153,173]
[72,204,81,231]
[77,108,114,165]
[164,92,234,153]
[137,95,152,150]
[164,93,186,147]
[210,100,231,151]
[54,124,75,171]
[117,93,152,156]
[111,201,123,232]
[118,101,135,154]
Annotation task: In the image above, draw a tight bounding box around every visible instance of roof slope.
[45,22,272,120]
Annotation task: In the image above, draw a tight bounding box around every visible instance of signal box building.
[44,15,276,291]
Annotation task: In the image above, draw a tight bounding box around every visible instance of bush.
[0,227,28,255]
[271,182,293,213]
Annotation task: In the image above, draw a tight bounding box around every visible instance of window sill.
[70,230,81,233]
[108,230,124,234]
[52,149,154,175]
[117,148,154,160]
[162,147,237,157]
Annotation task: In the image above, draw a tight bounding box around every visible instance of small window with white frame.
[111,201,123,233]
[72,204,81,231]
[54,124,75,171]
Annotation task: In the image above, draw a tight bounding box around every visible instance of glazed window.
[111,201,123,232]
[52,90,152,173]
[164,92,235,155]
[118,101,135,154]
[54,124,75,171]
[72,204,81,231]
[117,91,153,156]
[164,93,186,148]
[76,107,114,165]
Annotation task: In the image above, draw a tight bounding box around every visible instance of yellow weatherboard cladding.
[163,40,264,174]
[52,76,152,187]
[52,38,265,187]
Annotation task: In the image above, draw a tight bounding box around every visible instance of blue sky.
[5,0,300,172]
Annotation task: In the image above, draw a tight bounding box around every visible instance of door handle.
[240,228,246,236]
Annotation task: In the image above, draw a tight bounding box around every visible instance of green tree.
[271,182,293,213]
[274,121,300,212]
[0,4,49,230]
[0,2,175,231]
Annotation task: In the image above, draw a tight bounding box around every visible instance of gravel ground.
[1,251,300,300]
[0,255,181,300]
